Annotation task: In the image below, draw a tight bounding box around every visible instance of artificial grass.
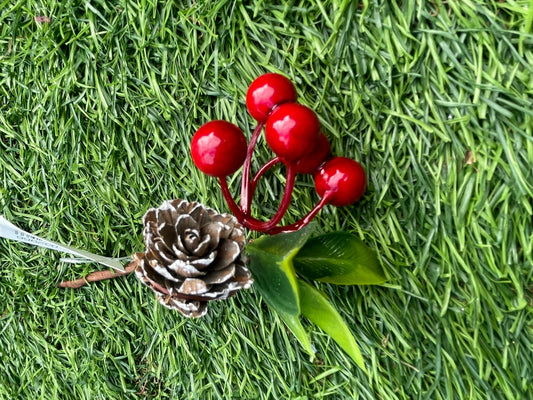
[0,0,532,399]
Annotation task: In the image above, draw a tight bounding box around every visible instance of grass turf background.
[1,0,532,399]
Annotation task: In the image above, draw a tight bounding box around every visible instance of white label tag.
[0,216,125,271]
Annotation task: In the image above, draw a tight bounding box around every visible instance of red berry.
[314,157,366,206]
[246,73,297,123]
[191,120,247,177]
[293,133,331,174]
[265,103,320,162]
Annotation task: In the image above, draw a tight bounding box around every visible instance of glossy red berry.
[191,120,247,177]
[265,103,320,162]
[246,73,297,123]
[293,132,331,174]
[314,157,366,207]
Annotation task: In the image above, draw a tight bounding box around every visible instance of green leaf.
[293,232,386,285]
[247,224,316,317]
[276,310,314,359]
[298,280,367,372]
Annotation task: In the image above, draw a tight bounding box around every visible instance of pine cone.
[134,199,253,318]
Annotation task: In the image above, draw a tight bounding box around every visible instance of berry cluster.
[191,73,366,234]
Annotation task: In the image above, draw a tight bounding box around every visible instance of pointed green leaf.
[298,280,367,372]
[293,232,386,285]
[247,224,316,316]
[276,310,314,359]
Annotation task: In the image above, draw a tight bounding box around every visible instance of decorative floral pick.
[1,73,387,371]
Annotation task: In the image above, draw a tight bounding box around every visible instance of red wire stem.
[240,122,264,215]
[219,176,275,231]
[266,192,332,234]
[256,161,296,232]
[220,122,328,234]
[250,156,281,199]
[218,176,245,221]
